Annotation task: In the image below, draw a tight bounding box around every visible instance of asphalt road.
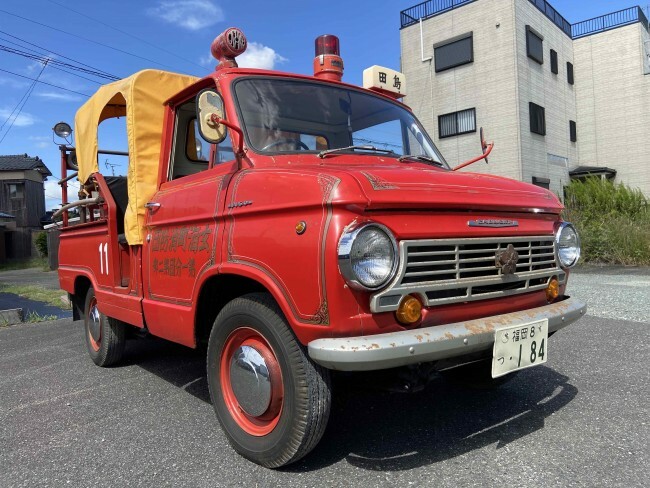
[1,269,648,487]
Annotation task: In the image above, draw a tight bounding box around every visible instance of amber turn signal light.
[546,277,560,302]
[396,295,422,325]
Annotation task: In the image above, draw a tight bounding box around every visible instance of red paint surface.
[57,67,569,350]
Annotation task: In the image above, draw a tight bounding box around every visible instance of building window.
[9,183,24,199]
[529,103,546,135]
[526,26,544,64]
[567,62,574,85]
[550,49,558,74]
[434,33,473,73]
[532,176,550,189]
[570,120,577,142]
[438,108,476,138]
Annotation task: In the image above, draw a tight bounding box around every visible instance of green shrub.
[34,231,48,257]
[563,177,650,265]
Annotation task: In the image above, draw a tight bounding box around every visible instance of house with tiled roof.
[0,154,52,261]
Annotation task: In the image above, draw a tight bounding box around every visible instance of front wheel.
[83,288,126,367]
[206,293,331,468]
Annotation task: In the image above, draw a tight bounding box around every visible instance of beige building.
[400,0,650,197]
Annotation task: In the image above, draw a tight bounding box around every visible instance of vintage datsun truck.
[54,29,586,467]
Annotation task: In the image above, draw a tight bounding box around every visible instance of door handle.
[145,202,161,210]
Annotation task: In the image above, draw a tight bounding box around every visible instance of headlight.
[555,222,581,268]
[338,223,398,290]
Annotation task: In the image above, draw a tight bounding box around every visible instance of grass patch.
[563,177,650,265]
[25,311,58,323]
[0,283,68,308]
[0,257,49,272]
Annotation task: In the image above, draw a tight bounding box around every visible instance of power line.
[0,60,48,145]
[0,44,118,81]
[0,8,182,71]
[0,28,119,80]
[0,67,91,97]
[45,0,207,72]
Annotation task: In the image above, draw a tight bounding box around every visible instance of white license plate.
[492,319,548,378]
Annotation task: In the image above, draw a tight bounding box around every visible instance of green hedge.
[562,177,650,265]
[34,231,48,257]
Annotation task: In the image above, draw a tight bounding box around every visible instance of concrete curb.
[0,308,24,325]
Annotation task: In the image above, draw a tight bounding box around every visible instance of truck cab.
[55,29,586,468]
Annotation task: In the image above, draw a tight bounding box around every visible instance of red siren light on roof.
[313,34,343,82]
[315,35,340,56]
[211,27,247,70]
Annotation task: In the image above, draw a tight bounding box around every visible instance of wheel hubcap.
[88,298,101,351]
[220,328,284,436]
[229,345,272,417]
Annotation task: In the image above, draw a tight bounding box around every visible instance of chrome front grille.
[370,236,565,313]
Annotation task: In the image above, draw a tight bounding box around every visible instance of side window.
[170,96,238,180]
[170,100,211,180]
[215,130,235,163]
[186,119,209,163]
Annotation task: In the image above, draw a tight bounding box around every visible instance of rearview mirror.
[196,89,227,144]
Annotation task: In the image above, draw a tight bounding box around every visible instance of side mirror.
[196,89,227,144]
[452,127,494,171]
[480,127,489,164]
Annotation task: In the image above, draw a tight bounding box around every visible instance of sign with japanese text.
[362,65,406,97]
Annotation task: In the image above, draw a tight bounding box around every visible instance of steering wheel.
[261,138,310,151]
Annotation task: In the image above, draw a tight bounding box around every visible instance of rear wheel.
[207,293,331,468]
[83,288,126,367]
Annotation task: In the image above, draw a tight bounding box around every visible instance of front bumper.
[308,297,586,371]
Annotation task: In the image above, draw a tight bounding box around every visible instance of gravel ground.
[569,267,649,323]
[0,268,647,487]
[0,268,61,290]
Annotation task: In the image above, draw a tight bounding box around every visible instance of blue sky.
[0,0,639,209]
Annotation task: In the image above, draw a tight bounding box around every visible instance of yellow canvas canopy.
[75,69,199,245]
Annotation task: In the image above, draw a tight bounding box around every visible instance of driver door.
[142,95,236,344]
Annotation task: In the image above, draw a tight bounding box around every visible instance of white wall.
[574,23,650,196]
[400,0,521,180]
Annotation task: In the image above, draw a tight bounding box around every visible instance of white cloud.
[35,91,83,102]
[28,135,51,149]
[199,42,287,70]
[199,53,214,67]
[44,178,80,211]
[0,108,36,127]
[235,42,287,70]
[147,0,224,30]
[44,179,63,211]
[0,77,30,89]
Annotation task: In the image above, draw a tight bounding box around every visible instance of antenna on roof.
[104,158,118,176]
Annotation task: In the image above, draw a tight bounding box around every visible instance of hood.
[335,162,562,214]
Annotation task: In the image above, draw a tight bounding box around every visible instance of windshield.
[233,78,448,168]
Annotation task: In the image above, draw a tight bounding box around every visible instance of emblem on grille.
[495,244,519,275]
[468,219,519,227]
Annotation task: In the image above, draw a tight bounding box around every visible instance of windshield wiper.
[318,145,397,159]
[397,154,444,167]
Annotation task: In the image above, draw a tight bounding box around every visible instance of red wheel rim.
[220,327,284,436]
[88,297,101,352]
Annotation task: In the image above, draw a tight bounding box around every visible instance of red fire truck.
[54,29,586,467]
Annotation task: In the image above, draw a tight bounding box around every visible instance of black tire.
[440,358,519,390]
[206,293,331,468]
[83,288,126,367]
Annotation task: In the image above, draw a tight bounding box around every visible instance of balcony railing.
[401,1,649,40]
[400,0,476,29]
[572,6,649,39]
[528,0,572,37]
